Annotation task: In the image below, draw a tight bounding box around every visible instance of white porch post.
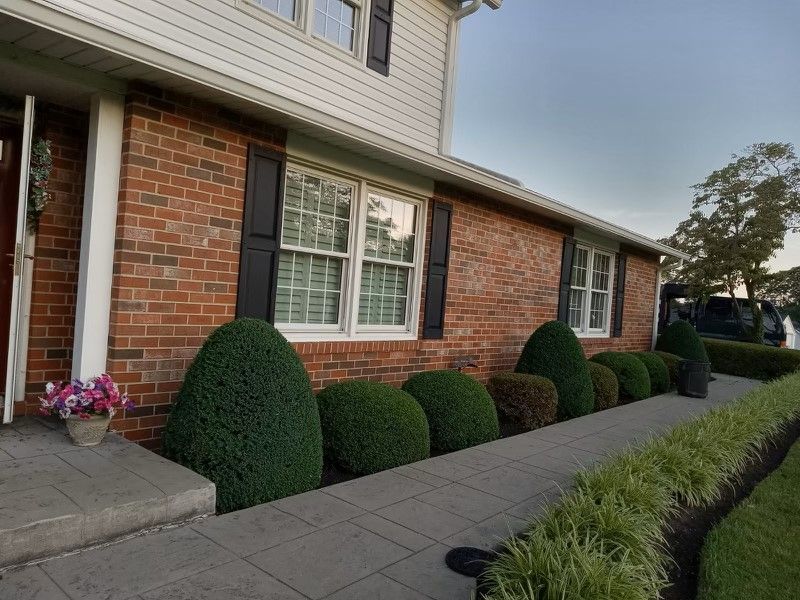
[72,92,125,380]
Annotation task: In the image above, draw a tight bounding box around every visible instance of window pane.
[256,0,296,21]
[282,169,352,253]
[276,251,343,325]
[590,291,608,330]
[358,263,410,326]
[571,247,589,288]
[314,0,357,51]
[592,252,611,291]
[568,289,585,330]
[363,194,417,264]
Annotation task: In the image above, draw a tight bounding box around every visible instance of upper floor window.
[314,0,358,52]
[568,245,614,336]
[239,0,394,74]
[253,0,297,21]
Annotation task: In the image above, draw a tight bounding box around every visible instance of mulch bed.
[661,417,800,600]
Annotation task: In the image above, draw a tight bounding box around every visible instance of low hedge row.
[403,370,499,452]
[590,351,651,402]
[704,338,800,381]
[631,351,670,395]
[587,362,619,412]
[482,371,800,600]
[654,350,682,387]
[317,381,430,475]
[487,373,558,430]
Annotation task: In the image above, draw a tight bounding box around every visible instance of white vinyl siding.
[569,245,614,337]
[27,0,455,153]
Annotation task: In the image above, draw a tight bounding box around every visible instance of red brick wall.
[106,88,659,448]
[106,85,285,447]
[296,186,659,389]
[18,105,88,416]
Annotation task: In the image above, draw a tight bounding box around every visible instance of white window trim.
[571,245,615,339]
[277,161,427,343]
[235,0,370,61]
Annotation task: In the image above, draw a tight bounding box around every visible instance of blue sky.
[452,0,800,270]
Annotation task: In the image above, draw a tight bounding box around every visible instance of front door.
[0,121,22,399]
[3,95,34,424]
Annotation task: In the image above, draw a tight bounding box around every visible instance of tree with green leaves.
[663,142,800,343]
[759,266,800,323]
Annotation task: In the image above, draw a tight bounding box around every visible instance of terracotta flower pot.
[65,414,111,446]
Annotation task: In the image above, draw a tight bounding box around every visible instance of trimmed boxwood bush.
[590,351,651,402]
[162,318,322,513]
[654,351,683,388]
[655,320,709,362]
[587,361,619,411]
[704,338,800,381]
[631,351,670,395]
[402,370,499,451]
[317,381,429,475]
[515,320,595,420]
[487,372,558,430]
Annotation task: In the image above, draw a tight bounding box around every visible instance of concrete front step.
[0,417,215,569]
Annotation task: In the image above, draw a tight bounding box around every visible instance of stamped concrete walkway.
[1,374,759,600]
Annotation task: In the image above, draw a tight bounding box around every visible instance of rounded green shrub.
[487,372,558,430]
[590,351,651,402]
[402,370,499,451]
[162,318,322,513]
[515,320,595,419]
[655,320,709,362]
[317,381,429,475]
[653,351,682,388]
[631,352,671,395]
[587,361,619,412]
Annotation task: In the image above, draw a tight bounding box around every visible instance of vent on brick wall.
[452,356,478,372]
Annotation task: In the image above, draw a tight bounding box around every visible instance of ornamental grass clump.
[317,381,430,474]
[162,318,323,513]
[402,370,498,451]
[481,371,800,600]
[515,321,594,420]
[590,351,651,402]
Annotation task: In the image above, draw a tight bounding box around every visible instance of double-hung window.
[241,0,362,55]
[568,245,614,336]
[275,165,424,340]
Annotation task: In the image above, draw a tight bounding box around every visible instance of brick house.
[0,0,686,447]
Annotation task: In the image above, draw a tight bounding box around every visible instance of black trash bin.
[677,360,711,398]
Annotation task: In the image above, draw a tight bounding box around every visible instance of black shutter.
[366,0,394,76]
[423,201,452,339]
[613,254,627,337]
[556,236,576,323]
[236,145,285,323]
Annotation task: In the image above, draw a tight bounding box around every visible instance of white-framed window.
[238,0,364,57]
[568,245,614,337]
[313,0,360,52]
[276,163,426,341]
[251,0,297,21]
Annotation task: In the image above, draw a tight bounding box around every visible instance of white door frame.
[3,95,35,425]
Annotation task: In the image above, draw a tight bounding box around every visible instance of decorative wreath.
[28,138,53,231]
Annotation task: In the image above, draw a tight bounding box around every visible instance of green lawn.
[698,437,800,600]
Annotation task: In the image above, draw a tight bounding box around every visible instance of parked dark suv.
[658,283,786,347]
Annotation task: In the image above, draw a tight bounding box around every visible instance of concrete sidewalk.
[1,374,759,600]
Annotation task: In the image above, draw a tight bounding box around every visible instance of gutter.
[440,0,499,155]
